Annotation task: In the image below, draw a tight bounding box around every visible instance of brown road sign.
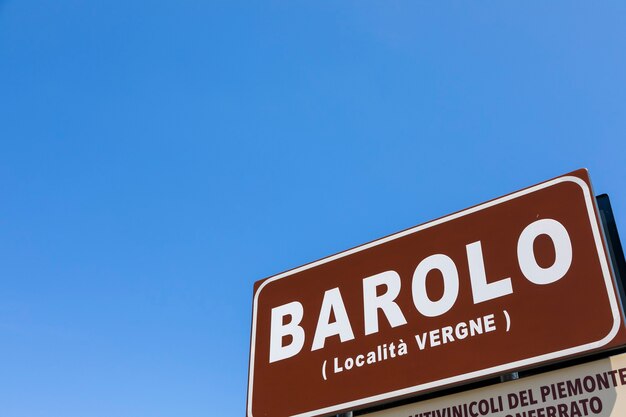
[247,169,626,417]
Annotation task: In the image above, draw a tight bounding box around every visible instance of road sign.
[366,352,626,417]
[247,169,626,417]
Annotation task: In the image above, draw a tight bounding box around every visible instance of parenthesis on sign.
[322,360,327,381]
[503,309,511,332]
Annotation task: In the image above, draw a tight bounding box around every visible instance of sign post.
[247,169,626,417]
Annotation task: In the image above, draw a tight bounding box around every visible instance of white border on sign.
[247,175,622,417]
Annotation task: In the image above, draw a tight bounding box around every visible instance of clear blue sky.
[1,2,625,416]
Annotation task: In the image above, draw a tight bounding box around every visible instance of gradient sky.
[1,2,626,416]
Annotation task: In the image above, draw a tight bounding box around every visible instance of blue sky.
[1,2,625,416]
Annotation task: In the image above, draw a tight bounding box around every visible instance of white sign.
[366,352,626,417]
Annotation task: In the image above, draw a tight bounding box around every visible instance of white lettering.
[429,329,441,346]
[311,288,355,351]
[412,254,459,317]
[269,302,305,363]
[415,332,428,350]
[467,241,513,303]
[518,219,573,285]
[363,271,407,335]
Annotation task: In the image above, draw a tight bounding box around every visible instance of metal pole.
[336,412,354,417]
